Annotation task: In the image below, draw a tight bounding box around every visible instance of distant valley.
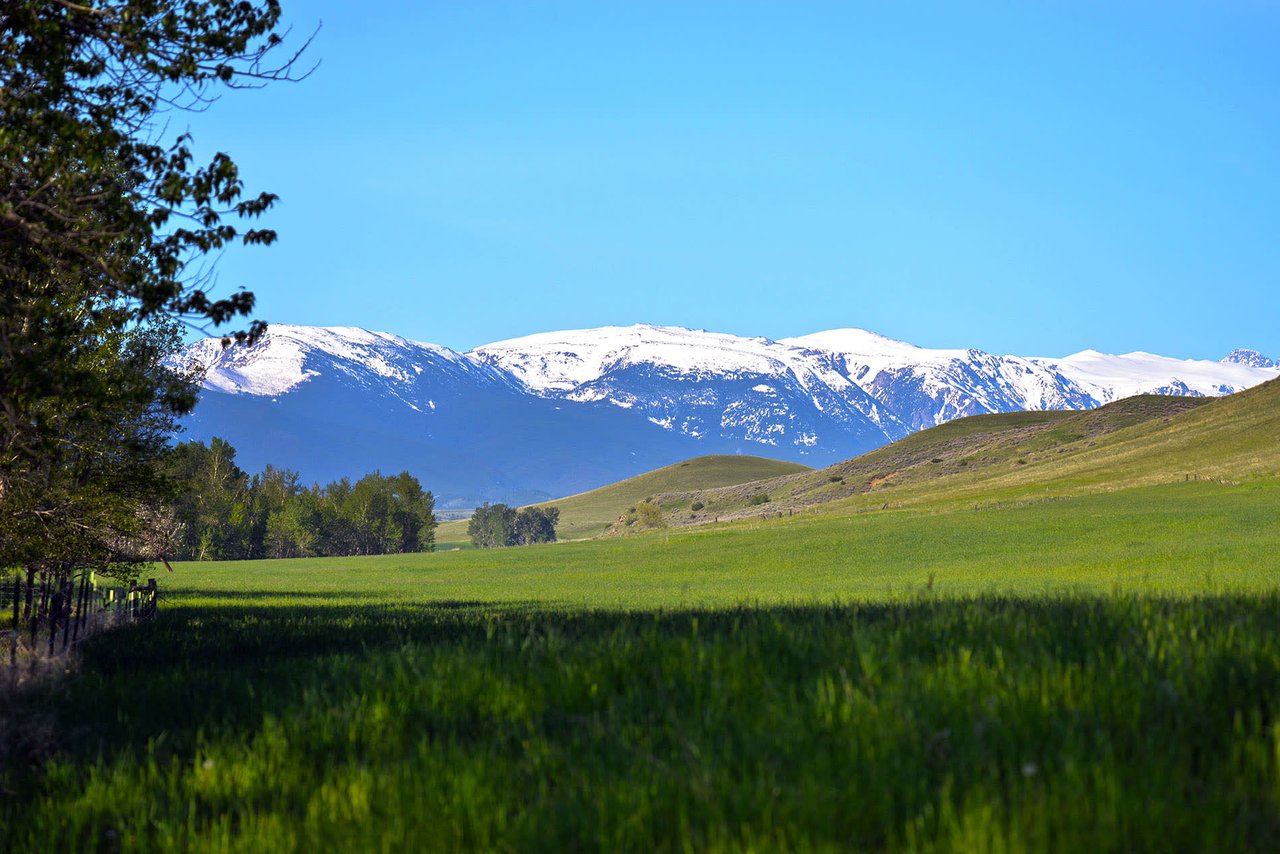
[175,324,1278,506]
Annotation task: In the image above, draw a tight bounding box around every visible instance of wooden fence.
[2,572,158,666]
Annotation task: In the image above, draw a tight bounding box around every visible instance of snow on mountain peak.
[781,328,922,357]
[1034,348,1279,402]
[181,324,467,396]
[180,322,1280,443]
[470,324,799,393]
[1222,348,1277,369]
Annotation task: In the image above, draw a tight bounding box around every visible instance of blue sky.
[185,1,1279,359]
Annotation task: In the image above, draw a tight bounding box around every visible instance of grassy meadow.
[3,473,1280,851]
[165,479,1278,607]
[3,385,1279,850]
[434,453,810,546]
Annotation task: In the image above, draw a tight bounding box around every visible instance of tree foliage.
[167,438,437,561]
[0,1,308,329]
[1,311,197,578]
[468,504,559,548]
[0,2,308,577]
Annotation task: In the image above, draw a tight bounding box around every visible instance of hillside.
[627,380,1280,529]
[436,454,811,545]
[177,324,1278,505]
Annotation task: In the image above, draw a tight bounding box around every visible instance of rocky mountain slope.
[175,324,1278,505]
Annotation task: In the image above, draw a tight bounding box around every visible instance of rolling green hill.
[435,454,810,545]
[6,388,1279,850]
[629,381,1279,529]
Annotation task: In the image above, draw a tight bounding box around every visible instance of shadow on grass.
[162,588,411,603]
[3,592,1280,853]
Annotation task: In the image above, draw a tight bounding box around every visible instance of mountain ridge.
[175,322,1278,505]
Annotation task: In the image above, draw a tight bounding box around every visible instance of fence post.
[60,577,73,651]
[48,579,64,656]
[129,580,138,621]
[143,578,158,621]
[86,572,101,632]
[39,571,50,628]
[9,575,18,666]
[21,566,34,623]
[72,571,88,643]
[29,572,46,646]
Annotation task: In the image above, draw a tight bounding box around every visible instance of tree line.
[2,2,308,591]
[468,504,560,548]
[167,438,436,561]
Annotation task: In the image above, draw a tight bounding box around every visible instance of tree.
[333,471,436,556]
[166,437,251,560]
[1,2,309,577]
[386,471,436,553]
[162,447,438,560]
[247,465,303,557]
[262,492,317,559]
[41,316,196,567]
[514,507,559,545]
[467,503,558,548]
[468,503,517,549]
[0,1,310,335]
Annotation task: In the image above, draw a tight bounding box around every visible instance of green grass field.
[3,386,1279,850]
[154,480,1280,607]
[3,476,1279,851]
[435,454,810,546]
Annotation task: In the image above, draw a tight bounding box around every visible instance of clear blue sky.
[185,1,1279,359]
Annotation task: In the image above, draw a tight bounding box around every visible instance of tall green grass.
[3,596,1279,851]
[2,478,1278,850]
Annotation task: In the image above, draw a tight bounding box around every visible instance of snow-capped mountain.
[474,326,897,449]
[176,324,1279,505]
[781,329,1098,432]
[178,325,515,403]
[1029,348,1272,402]
[1222,349,1278,370]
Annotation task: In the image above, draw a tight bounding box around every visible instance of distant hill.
[436,455,810,545]
[627,378,1280,529]
[175,324,1278,505]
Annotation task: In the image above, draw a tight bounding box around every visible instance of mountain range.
[175,324,1278,507]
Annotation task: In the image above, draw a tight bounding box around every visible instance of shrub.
[690,501,705,511]
[749,493,770,506]
[828,475,844,483]
[636,502,666,528]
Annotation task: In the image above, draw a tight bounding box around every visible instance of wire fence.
[2,571,158,668]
